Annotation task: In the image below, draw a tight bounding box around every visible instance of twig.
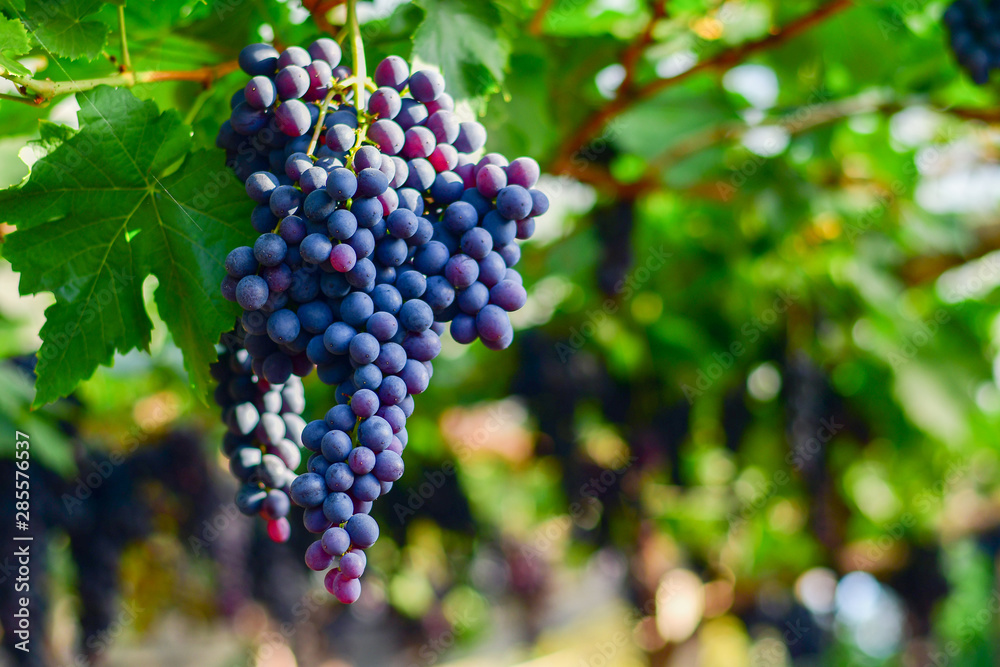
[618,0,668,94]
[308,86,341,157]
[0,60,240,104]
[529,0,556,35]
[551,0,854,173]
[0,91,45,106]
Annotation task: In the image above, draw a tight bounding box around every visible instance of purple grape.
[496,185,533,220]
[425,91,454,115]
[327,167,358,200]
[290,472,327,507]
[306,60,333,90]
[351,473,381,501]
[278,46,311,68]
[226,246,258,277]
[328,209,358,240]
[498,242,521,267]
[239,43,279,76]
[507,157,540,188]
[408,69,445,102]
[374,55,409,90]
[351,388,380,418]
[323,492,354,524]
[402,126,436,159]
[490,280,527,311]
[236,275,269,310]
[299,167,327,194]
[339,551,366,579]
[245,76,276,109]
[430,172,464,204]
[374,342,407,375]
[429,143,458,172]
[357,168,389,197]
[405,158,436,191]
[457,281,490,314]
[451,313,478,344]
[530,189,549,217]
[373,450,404,482]
[368,119,405,154]
[476,304,512,342]
[368,86,402,119]
[444,254,479,289]
[326,462,355,492]
[275,99,312,136]
[354,145,383,170]
[308,38,342,66]
[231,102,269,134]
[276,65,310,99]
[322,526,351,555]
[396,99,428,131]
[345,513,379,548]
[402,330,441,362]
[478,251,507,287]
[326,124,357,152]
[427,110,459,144]
[326,570,361,603]
[306,540,335,571]
[349,332,380,364]
[330,243,357,272]
[455,121,487,152]
[476,164,507,199]
[322,430,353,463]
[348,446,376,475]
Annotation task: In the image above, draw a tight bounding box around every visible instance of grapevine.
[214,28,548,602]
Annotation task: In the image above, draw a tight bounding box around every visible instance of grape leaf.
[2,86,253,407]
[411,0,510,110]
[22,0,110,61]
[0,15,31,75]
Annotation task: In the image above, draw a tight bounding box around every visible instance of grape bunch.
[215,41,549,603]
[943,0,1000,84]
[212,343,308,543]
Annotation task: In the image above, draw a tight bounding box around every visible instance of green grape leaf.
[411,0,510,110]
[22,0,110,61]
[0,15,31,75]
[1,86,253,407]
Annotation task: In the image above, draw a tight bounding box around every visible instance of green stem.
[117,5,132,72]
[0,91,45,106]
[346,0,366,126]
[0,60,238,103]
[307,86,342,157]
[183,86,214,125]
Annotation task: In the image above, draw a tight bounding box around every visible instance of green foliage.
[2,87,253,406]
[412,0,511,110]
[0,0,999,662]
[0,14,30,74]
[21,0,111,60]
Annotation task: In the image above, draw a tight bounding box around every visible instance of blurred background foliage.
[2,0,1000,665]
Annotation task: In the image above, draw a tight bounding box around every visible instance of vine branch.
[551,0,854,173]
[529,0,556,35]
[618,0,668,94]
[0,60,239,105]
